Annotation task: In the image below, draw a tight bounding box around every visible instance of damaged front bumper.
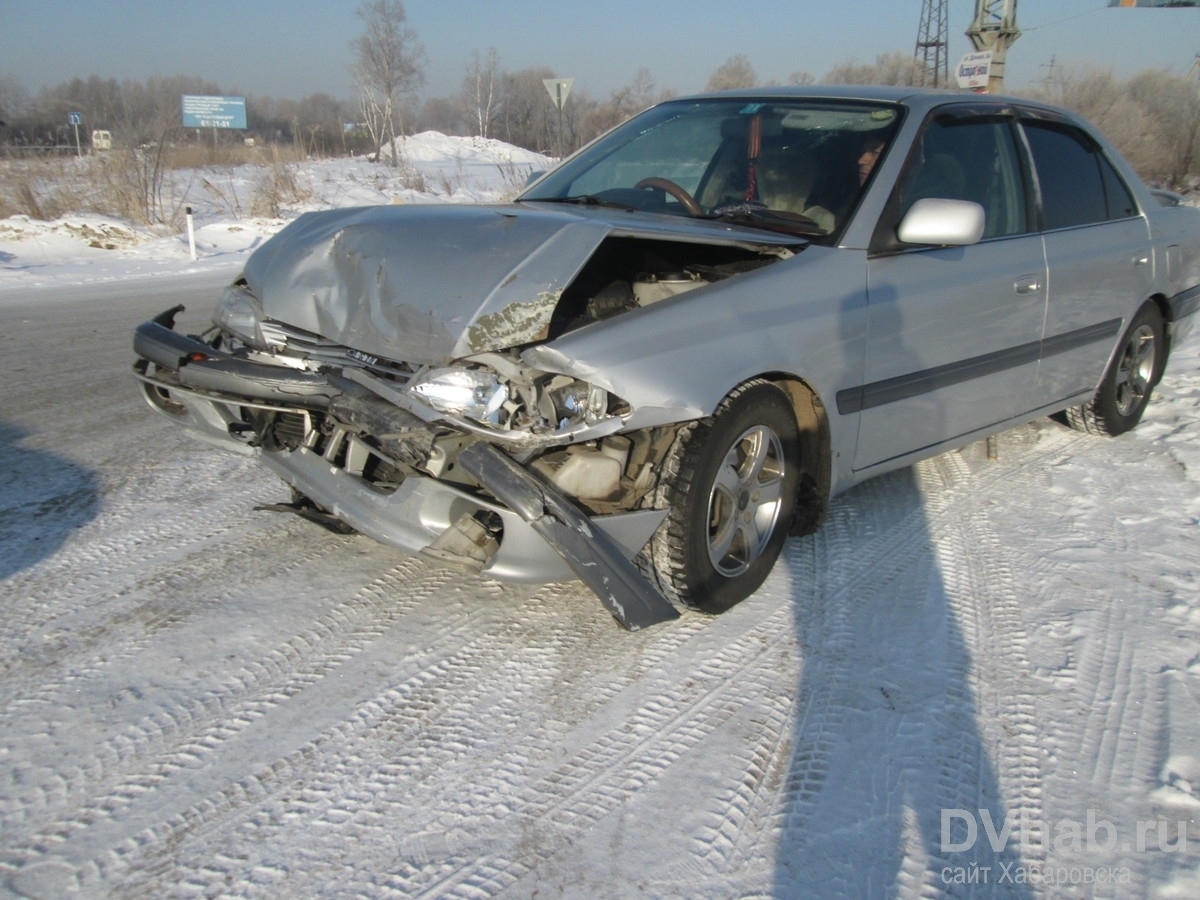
[133,306,678,629]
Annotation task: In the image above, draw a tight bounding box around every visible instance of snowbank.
[0,132,552,289]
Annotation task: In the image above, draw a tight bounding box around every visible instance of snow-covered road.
[1,272,1198,898]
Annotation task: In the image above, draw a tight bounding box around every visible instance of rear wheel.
[644,380,800,614]
[1063,303,1165,436]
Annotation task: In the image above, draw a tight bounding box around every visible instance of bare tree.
[625,68,657,112]
[1127,70,1200,189]
[705,55,757,91]
[463,47,501,139]
[497,66,557,153]
[824,52,925,87]
[1029,67,1156,177]
[351,0,425,165]
[415,95,468,135]
[576,69,660,145]
[0,74,30,130]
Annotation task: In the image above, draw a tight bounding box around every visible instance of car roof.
[671,84,1070,120]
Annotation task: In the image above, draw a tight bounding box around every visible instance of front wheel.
[1063,303,1165,436]
[644,380,800,614]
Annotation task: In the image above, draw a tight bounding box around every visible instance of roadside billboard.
[956,51,993,90]
[181,95,247,130]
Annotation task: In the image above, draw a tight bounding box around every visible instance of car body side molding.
[836,318,1122,415]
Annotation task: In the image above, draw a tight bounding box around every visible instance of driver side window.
[893,116,1031,240]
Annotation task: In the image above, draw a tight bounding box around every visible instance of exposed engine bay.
[549,235,781,336]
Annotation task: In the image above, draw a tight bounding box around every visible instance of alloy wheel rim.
[1114,324,1156,417]
[706,424,786,577]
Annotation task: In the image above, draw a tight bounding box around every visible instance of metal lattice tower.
[967,0,1021,93]
[915,0,950,88]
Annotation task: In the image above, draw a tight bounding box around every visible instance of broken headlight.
[409,367,508,424]
[541,377,609,428]
[407,364,614,434]
[213,283,268,351]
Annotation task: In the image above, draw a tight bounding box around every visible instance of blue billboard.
[181,95,248,130]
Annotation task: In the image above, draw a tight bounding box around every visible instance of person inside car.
[757,146,835,232]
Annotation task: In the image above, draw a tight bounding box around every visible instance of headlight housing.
[541,376,609,428]
[407,365,612,434]
[409,367,509,424]
[213,284,268,351]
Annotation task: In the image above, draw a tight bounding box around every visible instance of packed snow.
[1,132,1198,898]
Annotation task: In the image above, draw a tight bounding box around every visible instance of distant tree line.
[0,72,369,157]
[1,4,1196,190]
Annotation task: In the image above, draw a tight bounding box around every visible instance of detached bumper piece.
[133,306,339,407]
[458,442,679,631]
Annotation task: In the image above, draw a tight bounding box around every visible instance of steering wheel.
[634,177,704,217]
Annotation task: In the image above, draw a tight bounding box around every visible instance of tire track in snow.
[0,451,285,650]
[920,448,1047,876]
[0,554,495,879]
[979,423,1191,892]
[381,605,803,899]
[765,427,1071,895]
[0,515,358,726]
[11,574,650,897]
[96,587,714,898]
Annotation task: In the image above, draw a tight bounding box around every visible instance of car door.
[1018,115,1155,404]
[849,109,1047,471]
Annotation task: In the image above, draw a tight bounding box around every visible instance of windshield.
[519,97,903,238]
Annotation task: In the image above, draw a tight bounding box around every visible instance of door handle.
[1014,275,1042,295]
[1133,254,1150,267]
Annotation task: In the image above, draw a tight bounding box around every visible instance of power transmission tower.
[1040,55,1061,97]
[915,0,950,87]
[967,0,1021,93]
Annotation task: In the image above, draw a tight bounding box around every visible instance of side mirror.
[525,169,546,188]
[897,198,985,246]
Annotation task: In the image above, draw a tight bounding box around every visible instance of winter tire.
[1063,303,1165,436]
[646,380,801,614]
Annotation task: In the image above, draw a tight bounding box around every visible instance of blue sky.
[2,0,1196,105]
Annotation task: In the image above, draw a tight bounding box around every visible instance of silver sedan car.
[134,87,1200,630]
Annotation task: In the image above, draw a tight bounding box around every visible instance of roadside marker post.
[186,206,197,260]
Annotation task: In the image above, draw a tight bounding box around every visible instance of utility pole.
[915,0,950,88]
[967,0,1021,93]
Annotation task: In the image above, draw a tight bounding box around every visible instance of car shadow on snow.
[771,462,1035,897]
[0,421,101,581]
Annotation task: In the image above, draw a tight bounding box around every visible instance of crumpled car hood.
[241,202,799,365]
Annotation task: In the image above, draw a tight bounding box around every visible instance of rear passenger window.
[1023,121,1139,229]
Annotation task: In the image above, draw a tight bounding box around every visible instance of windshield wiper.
[702,205,822,237]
